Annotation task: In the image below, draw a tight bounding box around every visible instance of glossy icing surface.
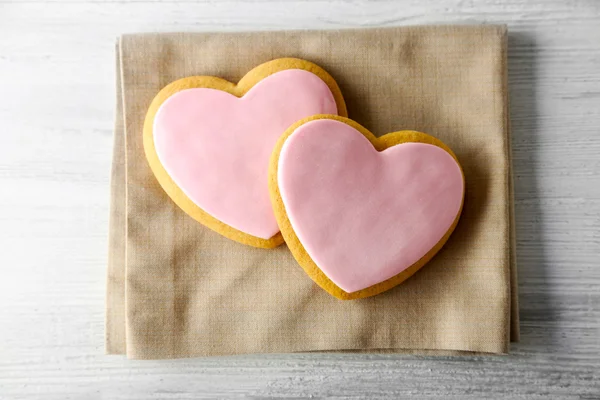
[278,119,464,293]
[153,69,338,239]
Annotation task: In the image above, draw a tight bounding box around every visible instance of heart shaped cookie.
[144,59,347,248]
[269,115,465,299]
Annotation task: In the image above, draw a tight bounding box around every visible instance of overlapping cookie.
[144,59,347,248]
[144,57,465,300]
[269,115,465,299]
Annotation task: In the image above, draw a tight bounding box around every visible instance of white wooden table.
[1,1,599,398]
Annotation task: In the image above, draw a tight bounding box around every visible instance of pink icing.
[153,69,338,239]
[278,119,464,293]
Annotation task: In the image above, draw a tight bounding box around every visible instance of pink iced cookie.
[144,59,346,248]
[271,116,465,299]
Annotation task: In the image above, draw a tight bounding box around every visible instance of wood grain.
[0,0,599,398]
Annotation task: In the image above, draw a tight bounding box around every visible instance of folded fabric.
[106,25,519,359]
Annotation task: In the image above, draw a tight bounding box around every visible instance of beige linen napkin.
[106,26,519,359]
